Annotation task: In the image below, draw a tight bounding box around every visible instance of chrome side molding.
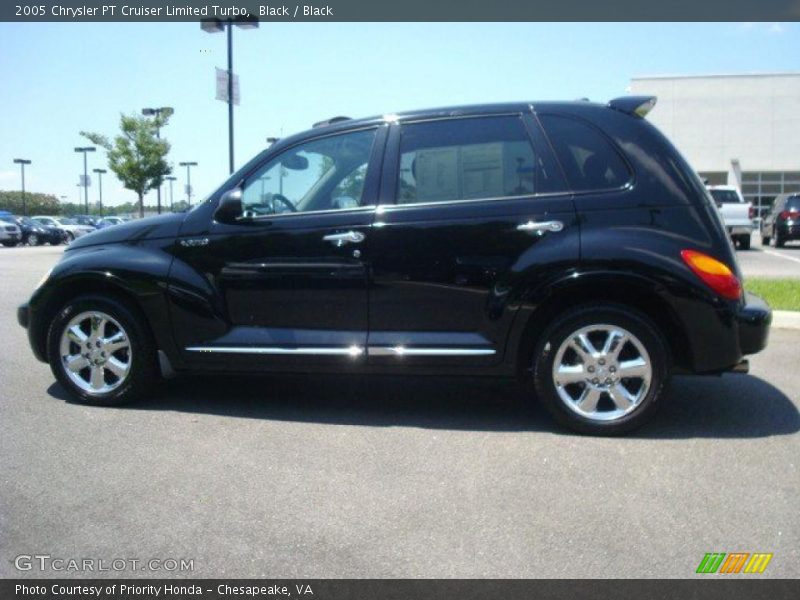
[186,345,496,357]
[368,346,496,356]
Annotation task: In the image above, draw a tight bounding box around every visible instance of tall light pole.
[93,168,107,217]
[179,162,197,208]
[202,16,258,174]
[13,158,31,216]
[165,176,177,211]
[74,146,95,214]
[142,106,174,215]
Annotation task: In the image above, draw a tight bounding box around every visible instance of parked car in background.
[72,215,98,229]
[17,216,67,245]
[1,214,46,245]
[761,193,800,247]
[706,185,755,250]
[0,211,22,246]
[95,216,126,229]
[18,97,771,435]
[31,216,94,242]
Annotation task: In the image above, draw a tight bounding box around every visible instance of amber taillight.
[680,250,742,301]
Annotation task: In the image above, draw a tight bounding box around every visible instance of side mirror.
[214,188,243,224]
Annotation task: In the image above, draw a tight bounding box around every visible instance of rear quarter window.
[539,114,631,192]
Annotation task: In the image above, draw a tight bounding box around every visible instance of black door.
[366,114,578,368]
[170,126,385,369]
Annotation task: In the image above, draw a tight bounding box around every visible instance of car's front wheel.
[531,305,669,435]
[47,295,156,405]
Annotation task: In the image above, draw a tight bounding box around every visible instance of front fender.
[26,241,178,365]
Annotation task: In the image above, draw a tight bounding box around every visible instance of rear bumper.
[727,225,754,236]
[737,291,771,355]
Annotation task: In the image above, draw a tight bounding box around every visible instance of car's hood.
[67,212,186,250]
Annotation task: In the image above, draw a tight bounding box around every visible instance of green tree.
[81,113,172,218]
[0,190,61,215]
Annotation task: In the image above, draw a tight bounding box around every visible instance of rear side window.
[539,115,631,192]
[397,116,551,205]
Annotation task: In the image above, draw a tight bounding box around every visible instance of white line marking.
[762,249,800,266]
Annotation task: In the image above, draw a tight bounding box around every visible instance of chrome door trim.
[186,345,494,357]
[186,345,365,356]
[368,346,496,356]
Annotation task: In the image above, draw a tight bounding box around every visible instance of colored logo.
[696,552,773,574]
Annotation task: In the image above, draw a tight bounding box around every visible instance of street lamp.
[179,162,198,208]
[201,16,258,174]
[13,158,31,216]
[93,168,107,217]
[142,106,174,215]
[74,146,96,214]
[165,175,177,211]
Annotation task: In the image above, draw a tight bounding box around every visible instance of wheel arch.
[31,272,171,370]
[510,272,692,378]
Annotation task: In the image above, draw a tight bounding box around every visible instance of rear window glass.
[539,115,631,192]
[786,197,800,211]
[709,189,742,204]
[397,116,550,205]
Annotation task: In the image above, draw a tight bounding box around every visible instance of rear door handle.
[516,220,564,234]
[323,230,365,246]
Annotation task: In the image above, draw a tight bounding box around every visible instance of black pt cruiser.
[18,97,771,434]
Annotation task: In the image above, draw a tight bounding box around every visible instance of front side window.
[397,116,545,205]
[539,115,631,192]
[241,128,377,217]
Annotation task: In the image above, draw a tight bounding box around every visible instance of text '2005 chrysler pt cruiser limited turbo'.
[18,97,771,434]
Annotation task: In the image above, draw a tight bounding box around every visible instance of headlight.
[35,268,53,290]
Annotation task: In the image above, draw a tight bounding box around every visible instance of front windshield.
[17,217,34,226]
[58,218,77,225]
[0,216,15,224]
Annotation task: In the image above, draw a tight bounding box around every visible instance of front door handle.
[516,220,564,234]
[323,230,366,246]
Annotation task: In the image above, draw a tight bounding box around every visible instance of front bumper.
[17,303,29,329]
[737,291,771,355]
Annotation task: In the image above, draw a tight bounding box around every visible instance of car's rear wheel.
[761,232,771,246]
[47,295,156,406]
[737,234,751,250]
[65,231,75,243]
[531,304,669,435]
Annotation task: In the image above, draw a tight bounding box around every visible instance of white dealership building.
[629,72,800,215]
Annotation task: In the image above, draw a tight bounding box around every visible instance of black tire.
[65,231,75,243]
[761,233,771,246]
[47,294,157,406]
[530,304,670,436]
[1,241,16,247]
[737,235,751,250]
[28,234,39,246]
[776,233,785,248]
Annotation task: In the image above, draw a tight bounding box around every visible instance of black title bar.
[4,0,800,22]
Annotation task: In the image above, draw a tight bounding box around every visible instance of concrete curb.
[772,310,800,330]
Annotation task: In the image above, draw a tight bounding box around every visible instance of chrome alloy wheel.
[551,324,652,422]
[59,311,132,395]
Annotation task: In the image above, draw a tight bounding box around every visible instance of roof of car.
[268,99,612,154]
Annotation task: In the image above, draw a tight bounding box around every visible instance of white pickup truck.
[707,185,755,250]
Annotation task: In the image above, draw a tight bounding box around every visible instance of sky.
[0,21,798,209]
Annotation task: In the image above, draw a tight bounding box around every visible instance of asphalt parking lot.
[1,244,798,579]
[737,233,800,279]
